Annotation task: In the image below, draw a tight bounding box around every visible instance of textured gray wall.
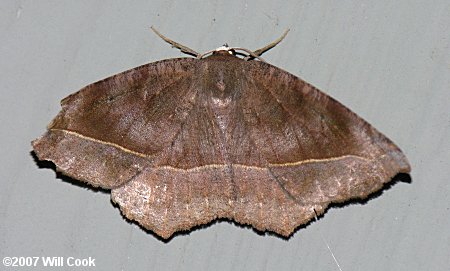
[1,1,449,270]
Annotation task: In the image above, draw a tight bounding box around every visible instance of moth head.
[150,26,289,62]
[213,44,236,56]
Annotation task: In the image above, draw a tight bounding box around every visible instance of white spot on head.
[214,45,233,54]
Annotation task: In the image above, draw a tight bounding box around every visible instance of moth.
[33,27,410,239]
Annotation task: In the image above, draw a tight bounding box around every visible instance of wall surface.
[1,1,449,270]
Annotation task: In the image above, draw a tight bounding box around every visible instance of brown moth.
[32,27,410,239]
